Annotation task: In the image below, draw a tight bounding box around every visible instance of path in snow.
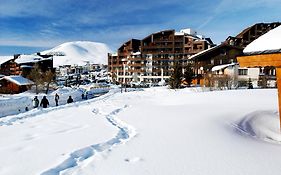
[0,88,138,175]
[40,99,137,175]
[0,89,119,126]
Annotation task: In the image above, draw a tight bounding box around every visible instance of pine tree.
[169,62,183,89]
[184,64,194,87]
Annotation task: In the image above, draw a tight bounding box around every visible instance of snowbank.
[236,110,281,143]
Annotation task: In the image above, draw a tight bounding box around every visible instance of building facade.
[189,22,280,86]
[108,29,214,84]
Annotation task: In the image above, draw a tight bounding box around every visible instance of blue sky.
[0,0,280,55]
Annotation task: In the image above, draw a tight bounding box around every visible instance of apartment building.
[108,29,214,84]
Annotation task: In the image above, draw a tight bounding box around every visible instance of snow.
[0,87,281,175]
[15,54,49,64]
[235,110,281,142]
[211,63,237,71]
[41,41,112,67]
[188,45,220,60]
[0,56,13,65]
[1,75,34,86]
[244,25,281,54]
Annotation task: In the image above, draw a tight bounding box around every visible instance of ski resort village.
[1,0,281,174]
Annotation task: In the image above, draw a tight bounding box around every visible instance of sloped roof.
[15,54,52,64]
[0,56,13,65]
[188,43,242,60]
[211,63,238,71]
[1,76,34,86]
[188,45,221,60]
[244,25,281,54]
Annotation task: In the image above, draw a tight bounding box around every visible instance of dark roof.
[188,43,242,60]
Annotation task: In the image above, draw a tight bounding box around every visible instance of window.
[238,69,248,75]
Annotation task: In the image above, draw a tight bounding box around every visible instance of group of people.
[32,93,74,108]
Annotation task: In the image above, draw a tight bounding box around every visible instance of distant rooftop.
[244,25,281,54]
[1,75,34,86]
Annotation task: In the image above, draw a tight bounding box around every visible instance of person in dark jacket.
[55,93,59,106]
[40,96,49,108]
[32,96,39,108]
[67,96,74,103]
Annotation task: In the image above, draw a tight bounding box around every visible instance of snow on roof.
[15,54,45,64]
[0,56,13,65]
[110,53,118,57]
[244,25,281,54]
[188,45,220,60]
[211,63,238,71]
[132,51,141,55]
[175,32,184,36]
[1,75,34,86]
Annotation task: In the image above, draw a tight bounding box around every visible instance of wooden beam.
[237,53,281,67]
[276,68,281,131]
[237,53,281,131]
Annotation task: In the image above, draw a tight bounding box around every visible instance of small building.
[0,75,34,94]
[211,63,260,88]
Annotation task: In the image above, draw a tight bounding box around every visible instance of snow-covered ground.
[0,87,281,175]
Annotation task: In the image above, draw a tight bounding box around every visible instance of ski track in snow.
[40,104,137,175]
[0,90,119,127]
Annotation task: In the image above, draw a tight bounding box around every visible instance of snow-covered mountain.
[41,41,111,67]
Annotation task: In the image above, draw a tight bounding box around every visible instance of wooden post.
[276,68,281,131]
[237,53,281,132]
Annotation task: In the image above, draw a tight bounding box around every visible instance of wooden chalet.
[0,54,53,78]
[188,43,243,84]
[189,22,281,85]
[0,75,34,94]
[0,55,21,76]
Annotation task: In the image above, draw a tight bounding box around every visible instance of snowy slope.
[0,88,281,175]
[41,41,111,67]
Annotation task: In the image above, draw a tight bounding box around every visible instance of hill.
[41,41,111,67]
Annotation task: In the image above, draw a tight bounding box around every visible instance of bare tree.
[43,70,55,94]
[28,63,43,94]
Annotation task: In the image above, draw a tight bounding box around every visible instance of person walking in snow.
[32,96,39,108]
[67,96,74,103]
[40,96,49,108]
[55,93,59,106]
[85,92,88,100]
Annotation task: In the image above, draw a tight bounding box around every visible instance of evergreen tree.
[184,64,194,87]
[169,62,183,89]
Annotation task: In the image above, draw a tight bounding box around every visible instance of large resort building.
[108,29,214,84]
